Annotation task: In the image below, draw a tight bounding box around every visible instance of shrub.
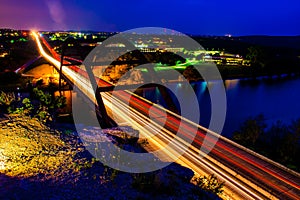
[192,174,224,195]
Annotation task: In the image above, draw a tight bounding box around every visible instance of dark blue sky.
[1,0,299,36]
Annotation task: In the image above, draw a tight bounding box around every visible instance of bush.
[232,114,266,147]
[233,115,300,171]
[0,87,66,124]
[192,174,224,195]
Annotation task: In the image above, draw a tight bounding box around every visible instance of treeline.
[233,115,300,171]
[193,36,300,79]
[244,45,300,77]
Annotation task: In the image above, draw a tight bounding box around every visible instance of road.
[32,31,300,199]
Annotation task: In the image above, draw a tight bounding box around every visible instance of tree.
[233,116,300,171]
[0,88,66,124]
[0,91,16,113]
[246,46,265,77]
[261,120,300,169]
[263,121,289,160]
[31,88,66,123]
[233,114,266,147]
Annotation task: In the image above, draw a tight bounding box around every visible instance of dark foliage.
[233,115,300,171]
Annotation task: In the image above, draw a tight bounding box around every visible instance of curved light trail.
[32,31,300,200]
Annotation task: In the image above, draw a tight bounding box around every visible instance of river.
[44,75,300,139]
[142,76,300,138]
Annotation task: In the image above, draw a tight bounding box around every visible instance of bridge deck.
[32,31,300,200]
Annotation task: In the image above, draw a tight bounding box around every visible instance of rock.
[6,123,14,127]
[0,117,221,199]
[103,126,139,144]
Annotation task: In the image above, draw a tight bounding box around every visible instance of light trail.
[32,31,300,200]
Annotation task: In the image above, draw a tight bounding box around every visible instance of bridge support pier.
[95,87,117,128]
[59,40,67,96]
[85,65,116,128]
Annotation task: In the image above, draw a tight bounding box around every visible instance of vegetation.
[192,174,224,195]
[131,170,224,197]
[233,115,300,171]
[246,46,265,68]
[232,115,266,147]
[0,91,15,109]
[0,87,66,124]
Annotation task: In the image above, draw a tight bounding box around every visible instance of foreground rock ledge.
[0,115,220,199]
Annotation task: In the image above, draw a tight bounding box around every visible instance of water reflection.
[140,77,300,138]
[224,77,300,137]
[224,79,239,90]
[60,76,300,138]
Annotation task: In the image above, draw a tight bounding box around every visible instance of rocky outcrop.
[0,116,220,199]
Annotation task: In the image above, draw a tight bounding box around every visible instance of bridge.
[31,31,300,200]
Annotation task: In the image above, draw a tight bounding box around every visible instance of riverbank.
[178,64,300,82]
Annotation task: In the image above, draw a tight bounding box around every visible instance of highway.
[32,31,300,200]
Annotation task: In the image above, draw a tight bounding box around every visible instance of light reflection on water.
[223,77,300,137]
[142,77,300,138]
[21,77,299,139]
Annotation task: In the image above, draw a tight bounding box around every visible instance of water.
[143,76,300,138]
[223,77,300,137]
[19,76,299,138]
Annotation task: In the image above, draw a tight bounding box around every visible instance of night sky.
[1,0,299,36]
